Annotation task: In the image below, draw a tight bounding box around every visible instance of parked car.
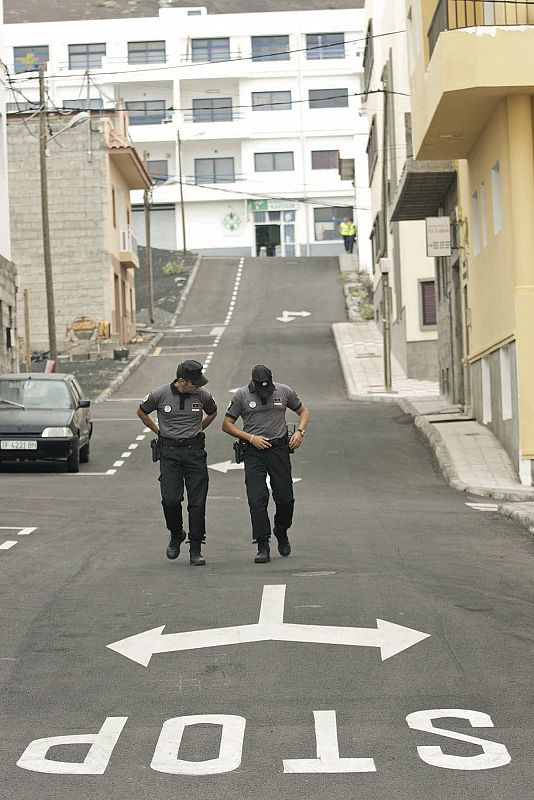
[0,373,92,473]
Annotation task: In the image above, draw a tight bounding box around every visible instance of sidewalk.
[333,262,534,529]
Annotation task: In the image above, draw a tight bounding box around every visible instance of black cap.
[176,360,208,386]
[250,364,275,397]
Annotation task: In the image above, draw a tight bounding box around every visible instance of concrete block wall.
[7,119,109,350]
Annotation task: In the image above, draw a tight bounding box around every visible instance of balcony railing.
[429,0,534,56]
[120,227,139,260]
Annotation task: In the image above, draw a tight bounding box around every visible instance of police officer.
[339,218,356,253]
[222,365,309,563]
[137,360,217,566]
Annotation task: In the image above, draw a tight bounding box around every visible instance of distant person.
[222,365,309,564]
[339,218,356,253]
[137,360,217,566]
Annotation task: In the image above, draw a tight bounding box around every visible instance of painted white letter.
[283,710,376,773]
[151,714,246,775]
[17,717,127,774]
[406,709,511,770]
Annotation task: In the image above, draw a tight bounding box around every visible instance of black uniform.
[140,382,217,544]
[225,382,301,542]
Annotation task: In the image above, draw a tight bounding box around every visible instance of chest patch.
[273,397,283,406]
[164,405,172,413]
[249,401,257,409]
[191,402,202,411]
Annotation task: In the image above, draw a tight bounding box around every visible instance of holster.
[150,438,161,462]
[233,440,246,464]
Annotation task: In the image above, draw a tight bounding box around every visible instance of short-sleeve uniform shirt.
[140,383,217,439]
[225,383,301,439]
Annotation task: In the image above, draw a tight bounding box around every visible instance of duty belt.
[160,433,205,448]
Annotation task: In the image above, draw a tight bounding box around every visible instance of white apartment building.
[362,0,441,380]
[0,0,17,373]
[2,6,372,265]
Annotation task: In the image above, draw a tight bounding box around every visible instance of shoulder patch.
[143,394,150,403]
[227,401,234,410]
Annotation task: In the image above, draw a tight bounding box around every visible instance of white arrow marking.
[107,584,430,667]
[465,502,499,512]
[208,461,245,473]
[276,310,312,323]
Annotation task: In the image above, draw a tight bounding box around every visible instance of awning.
[390,159,456,222]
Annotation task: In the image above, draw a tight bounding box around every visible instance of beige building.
[7,110,151,352]
[407,0,534,484]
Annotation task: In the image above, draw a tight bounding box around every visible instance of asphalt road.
[1,255,533,799]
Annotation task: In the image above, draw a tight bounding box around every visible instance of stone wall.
[0,254,17,373]
[7,118,109,350]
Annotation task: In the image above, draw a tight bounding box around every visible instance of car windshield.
[0,379,73,410]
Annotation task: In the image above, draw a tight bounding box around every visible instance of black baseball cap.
[251,364,275,397]
[176,360,208,386]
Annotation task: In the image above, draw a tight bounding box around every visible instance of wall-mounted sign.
[249,200,298,213]
[426,217,452,257]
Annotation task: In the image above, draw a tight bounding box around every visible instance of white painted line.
[18,527,37,536]
[0,526,37,536]
[107,584,430,667]
[106,469,117,475]
[210,326,226,337]
[121,452,132,458]
[0,541,18,550]
[465,502,499,511]
[128,443,138,450]
[143,428,150,433]
[68,472,115,476]
[105,398,139,403]
[136,435,145,441]
[92,418,139,422]
[113,460,124,467]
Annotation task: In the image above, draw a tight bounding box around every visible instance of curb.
[499,502,534,534]
[95,254,202,404]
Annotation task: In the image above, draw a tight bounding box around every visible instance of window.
[194,157,235,184]
[13,45,49,73]
[420,280,437,327]
[191,38,230,62]
[254,152,294,172]
[500,345,512,420]
[306,33,345,59]
[63,98,103,110]
[314,206,352,241]
[125,100,167,125]
[251,35,290,61]
[308,88,348,109]
[370,212,385,263]
[147,160,169,183]
[366,116,378,180]
[68,43,106,70]
[128,41,166,64]
[491,160,502,233]
[480,181,488,248]
[6,101,39,113]
[311,150,339,170]
[470,191,480,255]
[363,20,374,94]
[192,97,233,122]
[251,91,292,111]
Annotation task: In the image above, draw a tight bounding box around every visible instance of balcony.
[429,0,534,57]
[120,227,139,269]
[390,158,456,222]
[411,0,534,159]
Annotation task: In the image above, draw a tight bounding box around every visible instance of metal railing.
[429,0,534,56]
[120,227,139,259]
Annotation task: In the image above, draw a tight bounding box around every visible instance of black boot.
[274,528,291,557]
[189,542,206,566]
[166,530,186,560]
[254,539,270,564]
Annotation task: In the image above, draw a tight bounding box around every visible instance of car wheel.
[79,441,90,464]
[66,439,80,473]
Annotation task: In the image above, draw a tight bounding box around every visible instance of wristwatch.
[297,428,306,435]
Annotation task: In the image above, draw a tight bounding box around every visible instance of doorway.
[255,224,281,257]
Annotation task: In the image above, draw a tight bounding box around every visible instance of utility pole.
[38,66,57,365]
[144,185,154,325]
[177,130,187,258]
[382,266,392,391]
[85,70,92,164]
[23,289,31,373]
[380,70,392,391]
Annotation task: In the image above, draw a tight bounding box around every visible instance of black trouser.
[159,442,208,543]
[343,234,355,253]
[243,444,294,541]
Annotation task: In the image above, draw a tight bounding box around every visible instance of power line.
[6,29,406,83]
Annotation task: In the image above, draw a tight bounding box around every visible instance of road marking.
[276,310,312,323]
[0,541,18,550]
[113,460,124,468]
[107,584,431,667]
[152,347,162,357]
[209,461,244,473]
[128,443,138,450]
[210,326,226,337]
[283,710,376,773]
[136,435,145,441]
[106,469,117,475]
[0,526,37,536]
[121,452,132,458]
[465,502,499,512]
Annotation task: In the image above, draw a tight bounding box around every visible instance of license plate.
[1,440,38,450]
